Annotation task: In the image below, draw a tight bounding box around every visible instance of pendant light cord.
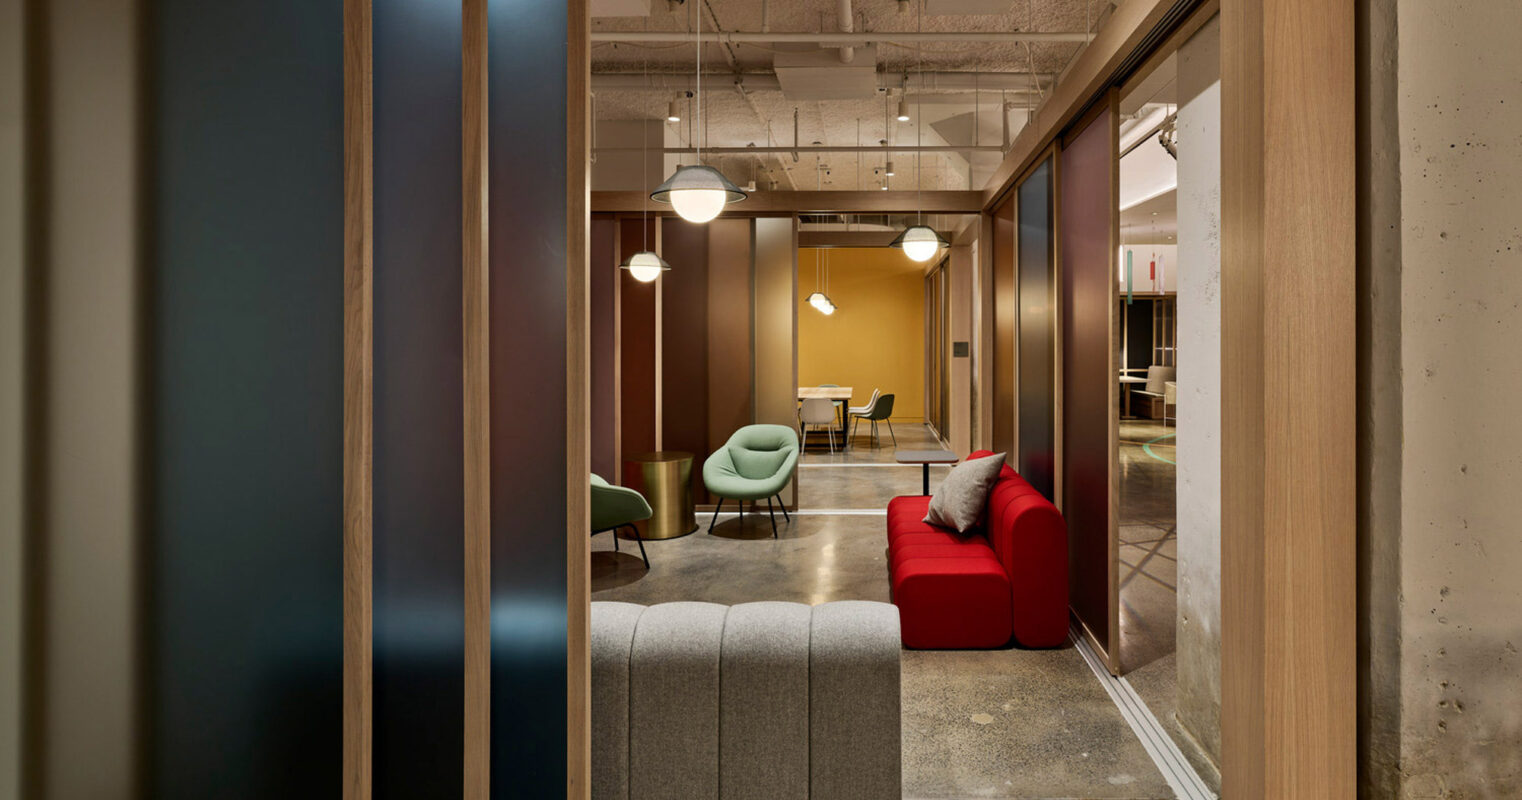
[694,3,702,164]
[915,0,923,226]
[642,51,649,251]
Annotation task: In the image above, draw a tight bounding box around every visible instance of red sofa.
[886,451,1069,649]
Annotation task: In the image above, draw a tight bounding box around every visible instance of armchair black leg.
[775,493,790,522]
[766,497,778,537]
[612,528,620,552]
[627,524,649,568]
[887,419,897,446]
[710,496,724,532]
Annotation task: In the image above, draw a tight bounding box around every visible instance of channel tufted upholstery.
[591,600,901,800]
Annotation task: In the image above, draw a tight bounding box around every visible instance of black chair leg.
[710,496,724,532]
[766,497,778,537]
[612,527,620,552]
[775,493,790,522]
[887,419,897,446]
[628,524,649,568]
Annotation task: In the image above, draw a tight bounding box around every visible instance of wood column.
[1220,0,1356,796]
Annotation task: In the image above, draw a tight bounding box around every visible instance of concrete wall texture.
[1174,14,1222,769]
[1363,1,1522,796]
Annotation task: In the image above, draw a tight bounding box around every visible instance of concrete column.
[1174,14,1222,768]
[1384,1,1522,795]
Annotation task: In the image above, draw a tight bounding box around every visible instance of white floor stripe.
[797,462,952,469]
[1071,627,1216,800]
[709,509,886,518]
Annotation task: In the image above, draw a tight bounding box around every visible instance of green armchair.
[591,473,651,567]
[702,424,799,537]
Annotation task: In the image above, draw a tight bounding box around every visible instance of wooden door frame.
[978,0,1356,791]
[1219,0,1355,796]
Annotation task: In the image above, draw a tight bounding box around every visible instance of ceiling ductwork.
[590,31,1092,44]
[772,45,879,100]
[590,71,1051,93]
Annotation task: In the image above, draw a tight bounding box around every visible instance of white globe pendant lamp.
[892,16,946,265]
[622,250,670,283]
[651,165,745,224]
[650,7,745,224]
[890,224,949,263]
[620,55,673,283]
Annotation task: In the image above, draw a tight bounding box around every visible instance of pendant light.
[650,5,745,223]
[621,56,670,283]
[892,5,948,264]
[804,248,837,315]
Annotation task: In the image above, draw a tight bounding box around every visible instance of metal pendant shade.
[619,250,671,283]
[804,291,837,315]
[890,224,949,262]
[650,165,747,223]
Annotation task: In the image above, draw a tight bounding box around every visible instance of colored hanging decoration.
[1125,249,1134,305]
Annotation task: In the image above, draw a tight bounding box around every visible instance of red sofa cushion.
[891,557,1013,649]
[886,452,1069,650]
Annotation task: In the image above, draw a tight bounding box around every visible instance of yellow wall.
[798,247,926,422]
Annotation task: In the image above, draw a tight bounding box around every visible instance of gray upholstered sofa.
[591,600,901,799]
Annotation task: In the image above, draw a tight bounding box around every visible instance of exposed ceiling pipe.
[590,71,1051,92]
[594,144,1005,154]
[592,31,1091,44]
[836,0,855,63]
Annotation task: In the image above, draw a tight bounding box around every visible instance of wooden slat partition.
[1058,94,1120,674]
[1220,0,1356,795]
[461,0,489,795]
[1016,156,1057,501]
[991,196,1017,463]
[566,2,591,794]
[342,0,373,795]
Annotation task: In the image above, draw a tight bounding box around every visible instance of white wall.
[1173,14,1222,768]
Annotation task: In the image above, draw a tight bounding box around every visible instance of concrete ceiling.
[591,0,1116,193]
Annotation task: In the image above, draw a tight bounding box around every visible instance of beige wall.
[947,240,973,454]
[755,217,798,505]
[798,247,927,423]
[24,1,141,795]
[1362,1,1522,796]
[0,1,24,797]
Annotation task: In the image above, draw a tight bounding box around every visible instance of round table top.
[628,450,694,464]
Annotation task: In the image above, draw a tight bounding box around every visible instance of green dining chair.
[591,473,651,567]
[849,393,897,448]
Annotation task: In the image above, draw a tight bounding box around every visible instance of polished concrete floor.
[593,422,1178,799]
[1117,418,1221,792]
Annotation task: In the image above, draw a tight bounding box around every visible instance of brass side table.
[623,451,698,539]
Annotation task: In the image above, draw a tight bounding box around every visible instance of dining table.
[797,386,853,445]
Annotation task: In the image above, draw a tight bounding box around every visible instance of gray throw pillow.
[923,453,1007,534]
